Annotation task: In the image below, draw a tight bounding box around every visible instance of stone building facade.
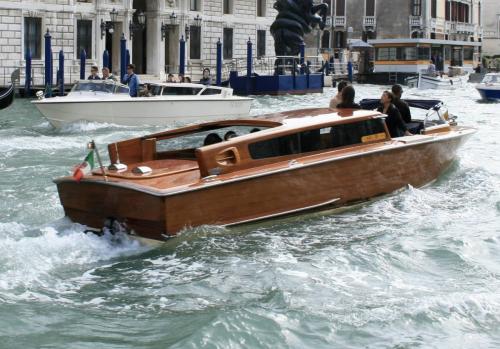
[481,0,500,56]
[0,0,277,81]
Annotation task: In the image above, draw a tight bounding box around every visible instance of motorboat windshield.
[481,74,500,84]
[69,80,130,95]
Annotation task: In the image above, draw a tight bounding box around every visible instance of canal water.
[0,84,499,348]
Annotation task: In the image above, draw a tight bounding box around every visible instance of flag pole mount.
[90,140,108,182]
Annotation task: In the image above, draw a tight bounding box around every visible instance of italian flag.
[73,150,95,182]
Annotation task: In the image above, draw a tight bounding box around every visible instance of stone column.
[146,11,162,76]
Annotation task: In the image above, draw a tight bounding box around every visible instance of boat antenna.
[114,142,121,164]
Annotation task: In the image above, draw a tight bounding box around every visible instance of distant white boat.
[406,70,468,90]
[475,73,500,101]
[32,80,253,128]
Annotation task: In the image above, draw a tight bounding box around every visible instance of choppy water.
[0,84,499,348]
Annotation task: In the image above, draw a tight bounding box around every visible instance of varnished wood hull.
[55,129,473,241]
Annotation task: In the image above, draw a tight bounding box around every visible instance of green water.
[0,85,499,348]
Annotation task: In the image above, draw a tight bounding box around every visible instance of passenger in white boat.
[336,86,361,109]
[200,68,212,85]
[329,80,348,109]
[377,91,412,138]
[102,67,117,81]
[167,73,175,83]
[87,65,101,80]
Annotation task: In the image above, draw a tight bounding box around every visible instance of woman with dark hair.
[336,86,360,109]
[329,80,348,108]
[377,91,412,138]
[203,133,222,146]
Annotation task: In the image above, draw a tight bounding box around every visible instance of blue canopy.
[359,99,443,111]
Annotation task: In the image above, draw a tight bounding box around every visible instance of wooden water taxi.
[54,105,475,241]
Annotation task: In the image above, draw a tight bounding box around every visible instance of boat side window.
[150,85,162,96]
[200,88,222,95]
[248,119,387,159]
[162,87,203,95]
[115,86,130,94]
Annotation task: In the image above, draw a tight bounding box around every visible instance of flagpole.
[91,140,108,182]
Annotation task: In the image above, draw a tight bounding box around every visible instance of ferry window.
[376,47,397,60]
[463,48,474,60]
[201,88,222,95]
[418,47,430,60]
[248,119,386,159]
[401,47,417,60]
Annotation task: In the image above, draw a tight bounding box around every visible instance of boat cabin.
[106,108,441,183]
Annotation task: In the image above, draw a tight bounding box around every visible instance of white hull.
[33,96,253,127]
[407,74,468,90]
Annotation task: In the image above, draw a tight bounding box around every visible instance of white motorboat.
[32,80,253,127]
[475,73,500,101]
[406,70,468,90]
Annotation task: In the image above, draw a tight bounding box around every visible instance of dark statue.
[270,0,328,74]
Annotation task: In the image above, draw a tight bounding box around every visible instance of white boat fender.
[36,91,45,100]
[132,166,152,174]
[108,163,128,172]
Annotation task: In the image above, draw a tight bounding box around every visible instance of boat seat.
[407,121,424,135]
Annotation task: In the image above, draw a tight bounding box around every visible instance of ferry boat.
[54,105,476,242]
[475,73,500,101]
[32,80,253,127]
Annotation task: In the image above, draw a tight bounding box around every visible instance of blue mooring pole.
[179,36,186,76]
[25,48,31,97]
[126,49,130,66]
[44,29,52,95]
[120,33,126,82]
[103,50,110,70]
[80,49,86,80]
[299,42,305,75]
[216,38,222,86]
[246,38,252,79]
[58,50,64,96]
[347,61,353,83]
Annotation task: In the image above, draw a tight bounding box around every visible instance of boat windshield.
[162,86,203,96]
[156,126,269,153]
[482,75,499,84]
[71,81,129,94]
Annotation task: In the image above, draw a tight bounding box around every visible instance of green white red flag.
[73,150,95,182]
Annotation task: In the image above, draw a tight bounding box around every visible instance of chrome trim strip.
[224,198,341,226]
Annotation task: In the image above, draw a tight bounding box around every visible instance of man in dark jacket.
[391,84,411,123]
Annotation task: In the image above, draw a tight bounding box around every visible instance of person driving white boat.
[122,64,140,97]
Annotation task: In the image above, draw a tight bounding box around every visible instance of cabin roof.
[138,108,382,142]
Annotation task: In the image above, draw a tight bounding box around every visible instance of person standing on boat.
[122,64,140,97]
[87,66,101,80]
[200,68,212,85]
[377,91,411,138]
[102,67,117,81]
[391,84,411,123]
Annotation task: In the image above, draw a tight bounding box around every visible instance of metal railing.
[1,63,87,89]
